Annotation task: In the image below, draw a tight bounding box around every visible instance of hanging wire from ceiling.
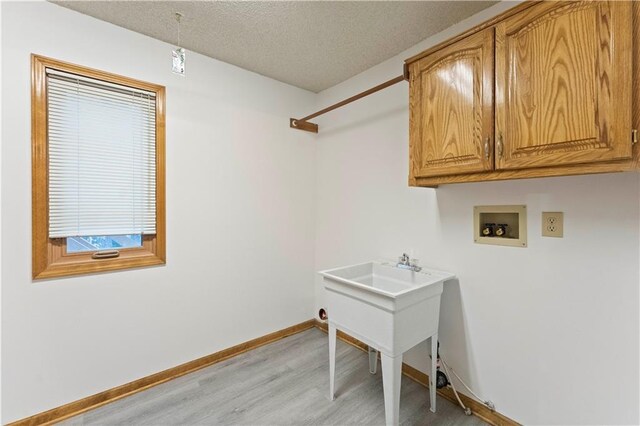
[172,12,186,76]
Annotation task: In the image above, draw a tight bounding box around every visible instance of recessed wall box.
[474,205,527,247]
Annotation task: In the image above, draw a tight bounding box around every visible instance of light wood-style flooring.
[60,328,487,425]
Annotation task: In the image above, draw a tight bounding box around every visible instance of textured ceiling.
[51,1,497,92]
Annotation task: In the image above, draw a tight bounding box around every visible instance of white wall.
[1,2,317,422]
[2,1,639,425]
[314,2,639,424]
[0,2,4,422]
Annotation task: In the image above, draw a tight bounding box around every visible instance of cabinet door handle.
[497,133,504,158]
[484,137,490,160]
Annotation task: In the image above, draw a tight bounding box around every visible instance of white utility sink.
[320,260,455,426]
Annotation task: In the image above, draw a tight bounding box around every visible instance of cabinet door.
[409,28,494,179]
[495,1,632,170]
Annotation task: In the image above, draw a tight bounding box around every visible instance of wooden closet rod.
[290,74,406,133]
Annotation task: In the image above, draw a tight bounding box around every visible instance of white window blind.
[47,69,157,238]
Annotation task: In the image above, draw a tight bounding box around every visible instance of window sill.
[33,251,166,280]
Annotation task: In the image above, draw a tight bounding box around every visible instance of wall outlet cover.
[542,212,563,237]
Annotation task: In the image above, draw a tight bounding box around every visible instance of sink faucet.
[396,253,422,272]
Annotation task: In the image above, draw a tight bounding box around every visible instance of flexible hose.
[440,357,484,403]
[440,357,468,412]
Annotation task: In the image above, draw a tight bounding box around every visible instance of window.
[67,235,143,253]
[32,55,165,279]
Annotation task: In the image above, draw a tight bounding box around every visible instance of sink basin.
[320,260,454,355]
[320,261,454,320]
[321,260,454,299]
[320,260,455,426]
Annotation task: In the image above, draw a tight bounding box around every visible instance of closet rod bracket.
[290,118,318,133]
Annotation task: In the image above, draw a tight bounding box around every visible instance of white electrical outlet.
[542,212,563,237]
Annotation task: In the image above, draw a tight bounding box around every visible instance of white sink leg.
[381,353,402,426]
[328,323,336,401]
[368,346,378,374]
[430,333,438,413]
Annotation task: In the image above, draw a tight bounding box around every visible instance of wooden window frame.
[31,54,166,279]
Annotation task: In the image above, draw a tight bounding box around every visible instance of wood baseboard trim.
[314,320,519,426]
[8,319,316,426]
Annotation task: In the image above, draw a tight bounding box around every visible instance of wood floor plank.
[59,329,487,426]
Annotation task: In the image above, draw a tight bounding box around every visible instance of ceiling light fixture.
[172,12,185,76]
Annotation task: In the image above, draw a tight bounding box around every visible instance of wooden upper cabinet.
[495,1,633,170]
[409,28,494,179]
